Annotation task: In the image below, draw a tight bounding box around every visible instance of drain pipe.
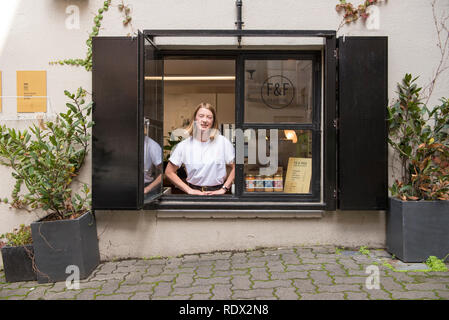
[235,0,244,48]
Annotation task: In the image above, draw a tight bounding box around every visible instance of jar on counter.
[254,175,264,192]
[274,174,283,192]
[264,175,274,192]
[245,174,255,192]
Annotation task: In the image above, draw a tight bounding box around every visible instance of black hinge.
[333,48,339,60]
[333,118,339,129]
[333,189,338,199]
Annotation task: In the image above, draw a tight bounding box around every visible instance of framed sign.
[17,71,47,113]
[284,157,312,194]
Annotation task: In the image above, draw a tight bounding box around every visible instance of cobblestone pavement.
[0,246,448,300]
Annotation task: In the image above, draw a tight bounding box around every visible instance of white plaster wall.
[0,0,448,263]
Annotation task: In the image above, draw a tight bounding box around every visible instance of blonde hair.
[186,102,220,140]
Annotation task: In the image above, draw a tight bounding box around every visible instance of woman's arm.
[207,162,235,195]
[165,161,205,195]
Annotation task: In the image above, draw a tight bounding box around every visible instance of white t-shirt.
[144,136,162,183]
[169,134,235,186]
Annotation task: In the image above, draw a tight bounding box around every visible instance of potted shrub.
[0,224,36,282]
[0,88,100,283]
[387,74,449,263]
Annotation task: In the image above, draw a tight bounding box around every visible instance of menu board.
[17,71,46,112]
[284,157,312,194]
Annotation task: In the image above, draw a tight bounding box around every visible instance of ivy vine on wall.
[49,0,133,72]
[336,0,381,31]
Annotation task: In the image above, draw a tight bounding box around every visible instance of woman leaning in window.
[165,102,235,195]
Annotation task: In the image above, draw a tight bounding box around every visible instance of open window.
[92,31,387,211]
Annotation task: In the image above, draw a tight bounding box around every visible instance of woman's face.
[195,107,214,131]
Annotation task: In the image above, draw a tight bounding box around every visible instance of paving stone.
[231,275,252,290]
[47,281,68,293]
[214,269,248,277]
[249,268,270,281]
[96,262,117,274]
[434,290,449,299]
[232,288,274,299]
[172,285,211,296]
[146,265,165,276]
[116,283,154,294]
[193,277,231,286]
[24,286,50,300]
[152,282,172,297]
[98,280,121,295]
[79,280,106,289]
[136,259,168,267]
[337,259,362,271]
[294,248,316,258]
[317,284,363,293]
[173,273,195,288]
[90,273,127,281]
[300,292,345,300]
[322,263,348,277]
[44,290,80,300]
[117,259,138,267]
[195,266,214,278]
[333,276,368,285]
[233,261,266,269]
[404,283,448,291]
[390,290,439,300]
[130,292,151,300]
[95,293,132,300]
[252,280,292,289]
[266,262,285,273]
[309,271,334,285]
[162,294,192,300]
[0,287,31,298]
[286,264,323,272]
[387,271,419,283]
[311,246,336,254]
[213,261,231,271]
[344,291,370,300]
[270,271,309,280]
[380,278,406,292]
[293,279,317,293]
[281,254,301,264]
[76,288,98,300]
[191,293,212,300]
[364,288,392,300]
[211,284,232,300]
[142,274,177,284]
[274,287,299,300]
[122,272,144,285]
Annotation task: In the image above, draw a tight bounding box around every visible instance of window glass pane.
[243,129,313,194]
[143,40,164,203]
[244,60,313,123]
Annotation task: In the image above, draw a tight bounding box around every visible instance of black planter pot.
[386,197,449,263]
[30,211,100,283]
[1,244,36,282]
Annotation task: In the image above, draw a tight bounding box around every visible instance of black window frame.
[141,30,337,211]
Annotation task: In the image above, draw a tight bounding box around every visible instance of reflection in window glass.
[245,60,313,123]
[243,129,312,194]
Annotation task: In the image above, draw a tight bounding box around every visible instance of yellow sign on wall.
[0,71,2,112]
[17,71,47,113]
[284,157,312,194]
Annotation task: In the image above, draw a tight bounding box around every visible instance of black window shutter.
[337,36,388,210]
[92,36,142,209]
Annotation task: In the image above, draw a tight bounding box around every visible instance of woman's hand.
[206,188,227,196]
[187,188,206,195]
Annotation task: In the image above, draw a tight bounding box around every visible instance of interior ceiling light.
[145,76,235,81]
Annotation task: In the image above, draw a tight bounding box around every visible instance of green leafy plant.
[49,1,134,71]
[163,131,183,162]
[425,255,448,272]
[0,88,93,220]
[359,246,370,256]
[0,224,32,248]
[387,74,449,201]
